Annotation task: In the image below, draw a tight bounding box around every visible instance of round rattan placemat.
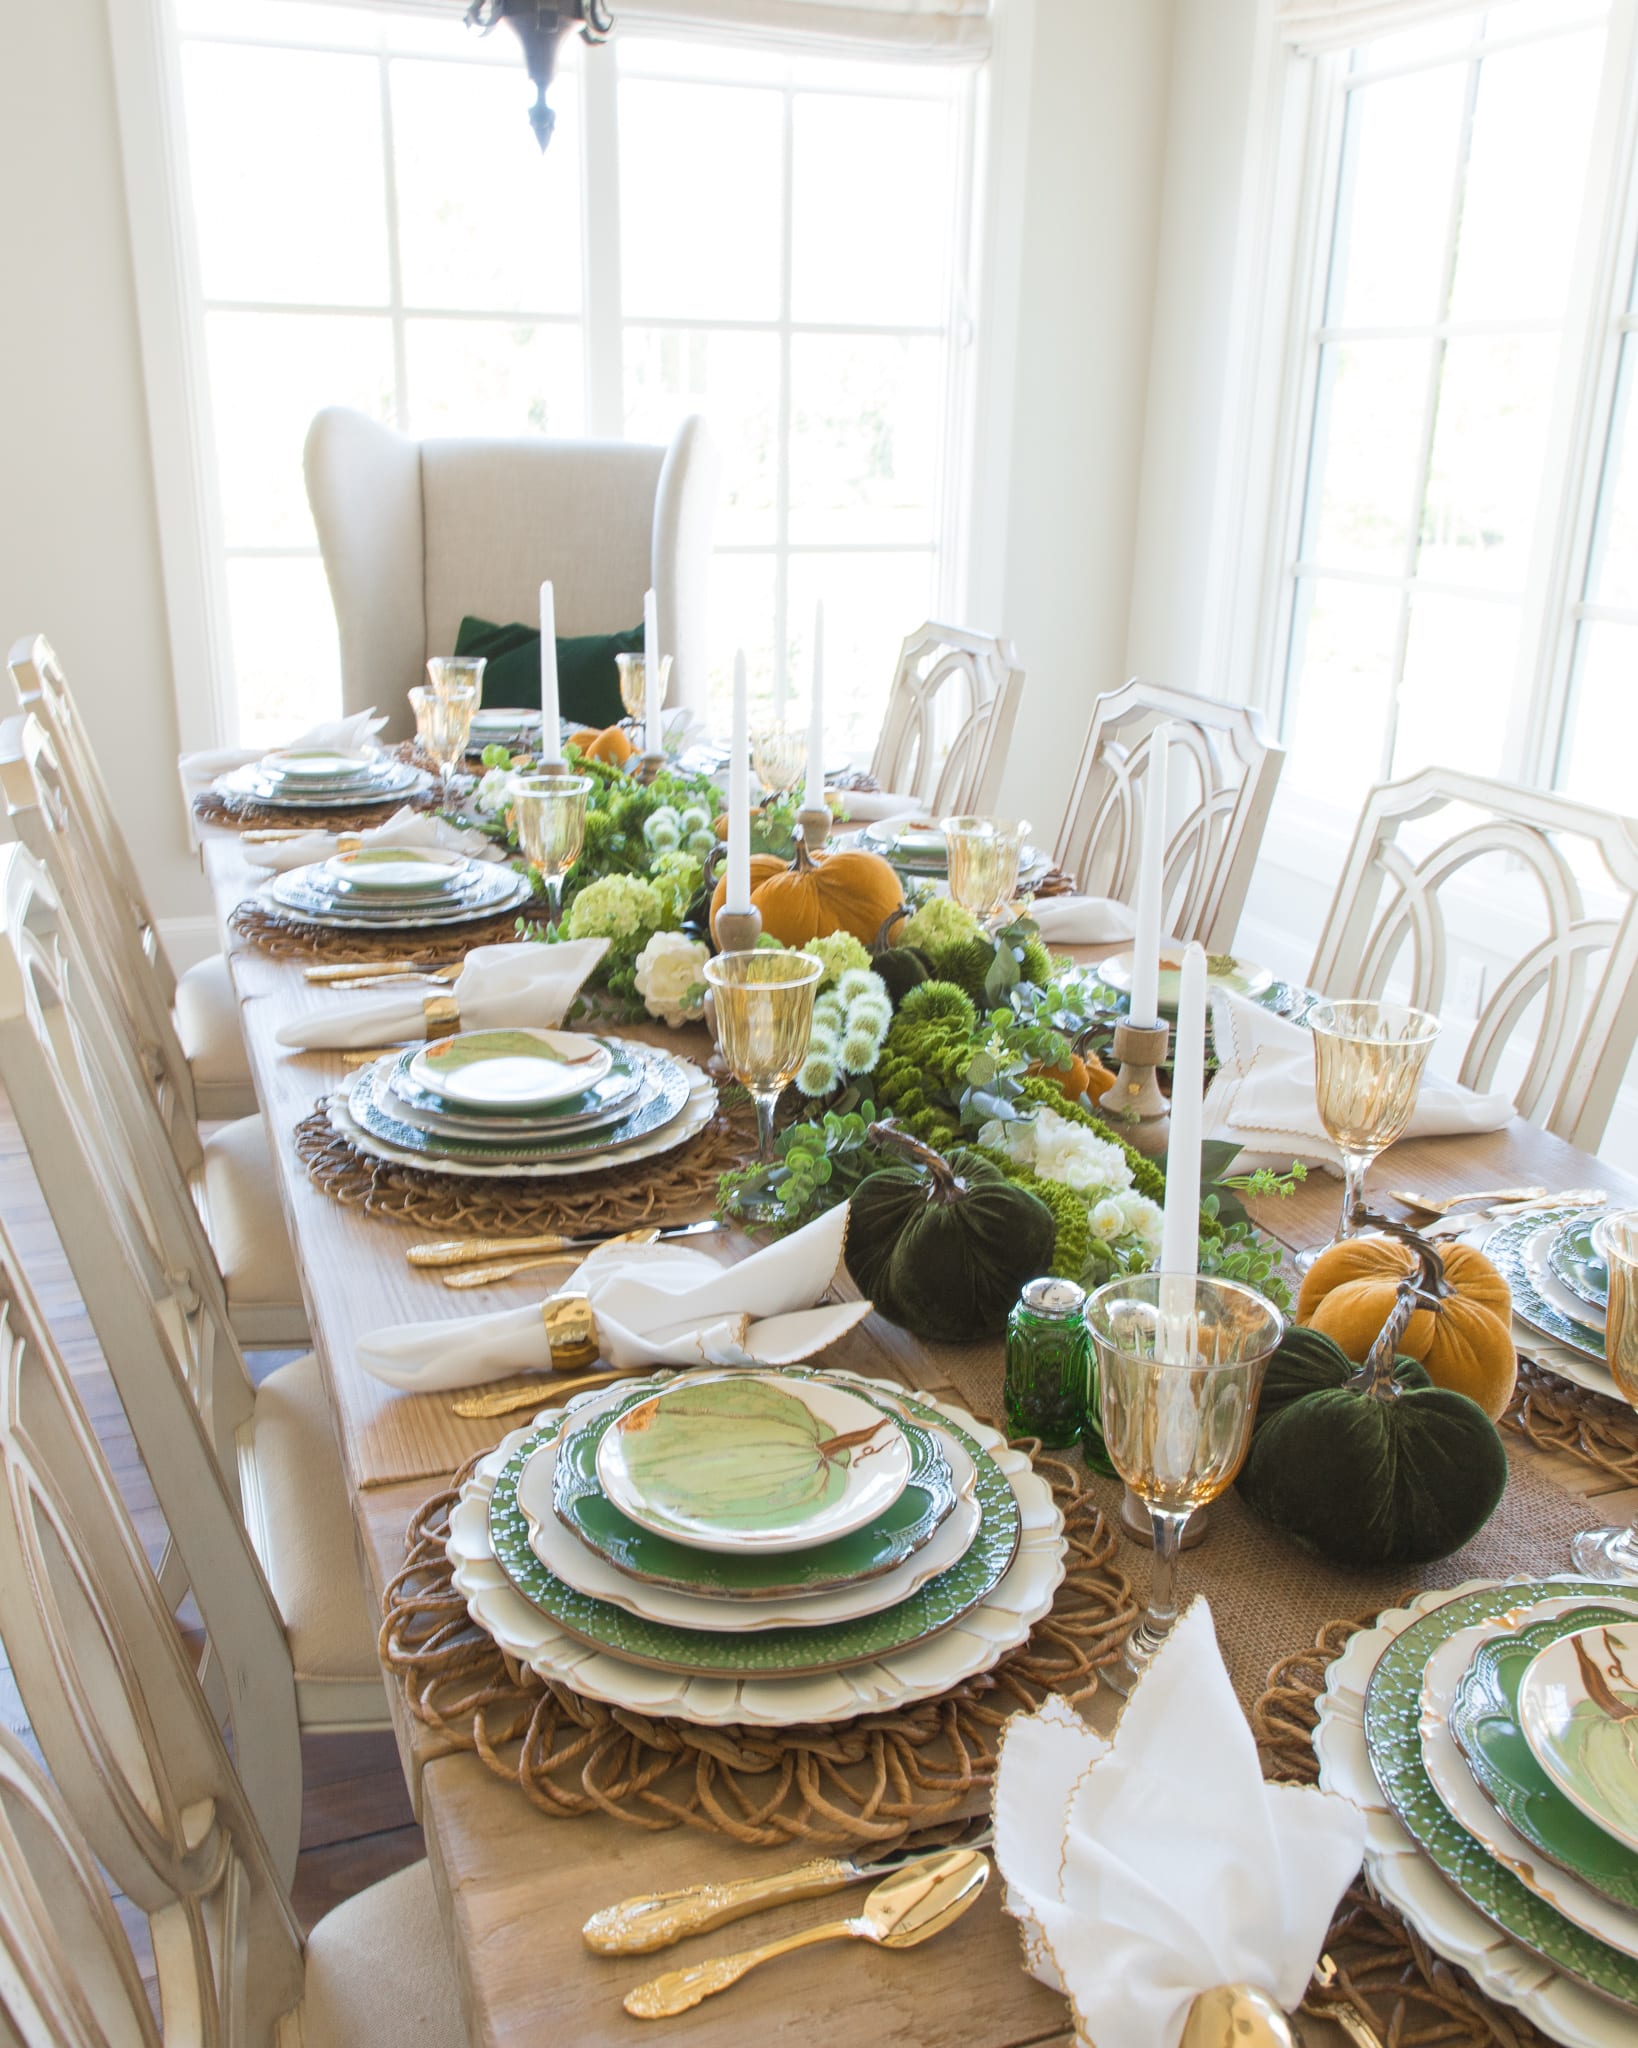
[382,1450,1138,1850]
[230,894,546,965]
[1504,1356,1638,1490]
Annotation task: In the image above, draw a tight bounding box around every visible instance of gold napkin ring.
[1179,1985,1297,2047]
[422,993,460,1037]
[543,1292,600,1372]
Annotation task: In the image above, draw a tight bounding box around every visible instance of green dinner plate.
[488,1377,1019,1676]
[1364,1580,1638,2011]
[1551,1218,1611,1314]
[1488,1208,1607,1362]
[1452,1607,1638,1913]
[551,1374,963,1599]
[347,1048,689,1163]
[386,1039,644,1126]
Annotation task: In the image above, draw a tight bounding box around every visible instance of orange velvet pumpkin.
[570,725,636,767]
[1296,1235,1516,1420]
[1027,1053,1115,1107]
[709,843,904,948]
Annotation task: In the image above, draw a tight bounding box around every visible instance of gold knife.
[583,1830,995,1956]
[442,1244,654,1289]
[407,1218,721,1270]
[450,1366,640,1420]
[305,958,453,984]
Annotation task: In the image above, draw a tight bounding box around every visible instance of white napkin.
[181,708,389,792]
[355,1202,869,1393]
[274,938,610,1050]
[994,1600,1364,2048]
[833,788,921,825]
[243,807,504,873]
[1204,988,1515,1175]
[1028,894,1136,948]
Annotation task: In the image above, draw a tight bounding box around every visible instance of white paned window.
[1274,1,1614,812]
[171,1,977,746]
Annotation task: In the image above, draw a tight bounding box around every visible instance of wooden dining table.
[201,833,1638,2048]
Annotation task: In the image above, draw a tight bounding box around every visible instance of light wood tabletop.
[203,836,1638,2047]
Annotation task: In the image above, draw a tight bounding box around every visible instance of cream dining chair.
[3,708,306,1347]
[1051,680,1284,952]
[5,634,255,1119]
[306,406,720,738]
[868,622,1024,818]
[0,843,386,1746]
[0,1217,464,2045]
[1309,767,1638,1152]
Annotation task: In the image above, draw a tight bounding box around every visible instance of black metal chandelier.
[464,1,614,151]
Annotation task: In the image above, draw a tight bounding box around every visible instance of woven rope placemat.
[192,742,446,832]
[1504,1356,1638,1489]
[229,894,548,964]
[294,1097,753,1236]
[381,1451,1138,1850]
[1255,1621,1554,2046]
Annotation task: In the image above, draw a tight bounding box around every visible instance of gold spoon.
[449,1366,641,1420]
[1302,1953,1385,2048]
[622,1848,990,2020]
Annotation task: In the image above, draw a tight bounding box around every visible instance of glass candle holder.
[942,816,1031,925]
[1302,999,1441,1268]
[703,949,824,1158]
[409,679,479,805]
[511,770,592,925]
[426,655,487,705]
[751,723,808,803]
[1573,1208,1638,1578]
[616,652,673,730]
[1087,1273,1285,1689]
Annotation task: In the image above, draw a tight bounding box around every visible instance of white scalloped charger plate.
[326,1056,716,1179]
[446,1370,1066,1727]
[1316,1579,1638,2047]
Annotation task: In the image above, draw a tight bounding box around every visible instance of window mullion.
[581,40,625,438]
[772,83,795,702]
[377,48,411,429]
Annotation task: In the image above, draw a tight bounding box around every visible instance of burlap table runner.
[382,1450,1139,1849]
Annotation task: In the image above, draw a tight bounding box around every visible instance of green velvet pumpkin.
[871,944,933,1006]
[1236,1326,1507,1569]
[846,1124,1056,1343]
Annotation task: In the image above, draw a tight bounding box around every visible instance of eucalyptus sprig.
[715,1102,881,1236]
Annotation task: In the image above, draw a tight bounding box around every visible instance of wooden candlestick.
[1107,1017,1171,1158]
[795,805,832,856]
[631,749,666,786]
[713,907,763,954]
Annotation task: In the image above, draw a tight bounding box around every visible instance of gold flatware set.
[410,1217,720,1289]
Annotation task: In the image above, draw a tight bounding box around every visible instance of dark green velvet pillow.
[452,615,644,727]
[1236,1326,1507,1569]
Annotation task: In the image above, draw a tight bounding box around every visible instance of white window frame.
[1224,0,1638,830]
[108,0,984,748]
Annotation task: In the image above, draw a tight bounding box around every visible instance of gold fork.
[1301,1953,1384,2048]
[305,960,460,985]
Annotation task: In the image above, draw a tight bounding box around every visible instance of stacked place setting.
[446,1365,1067,1725]
[332,1025,718,1179]
[264,844,531,932]
[1316,1570,1638,2042]
[213,744,430,812]
[1486,1199,1613,1395]
[852,815,1051,890]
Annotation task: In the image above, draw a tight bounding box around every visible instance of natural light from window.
[172,0,975,749]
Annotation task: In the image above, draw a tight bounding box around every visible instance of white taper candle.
[1129,724,1170,1027]
[804,600,825,812]
[538,581,561,764]
[726,650,752,915]
[1160,940,1206,1283]
[643,587,662,756]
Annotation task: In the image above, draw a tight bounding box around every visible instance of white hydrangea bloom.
[471,765,515,818]
[633,930,710,1026]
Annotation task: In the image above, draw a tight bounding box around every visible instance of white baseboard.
[159,914,219,973]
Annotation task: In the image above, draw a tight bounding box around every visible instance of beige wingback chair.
[305,407,720,738]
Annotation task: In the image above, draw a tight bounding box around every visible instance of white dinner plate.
[324,848,473,895]
[259,747,383,783]
[591,1372,913,1553]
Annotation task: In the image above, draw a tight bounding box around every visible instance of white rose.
[634,931,710,1027]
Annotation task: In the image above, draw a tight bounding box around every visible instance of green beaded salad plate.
[551,1375,963,1599]
[1363,1580,1638,2011]
[1452,1605,1638,1913]
[1487,1208,1607,1362]
[1551,1217,1611,1313]
[486,1377,1020,1677]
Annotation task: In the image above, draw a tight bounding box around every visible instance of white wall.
[973,0,1178,840]
[0,0,208,934]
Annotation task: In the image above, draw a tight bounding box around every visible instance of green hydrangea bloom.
[900,896,985,955]
[798,932,872,990]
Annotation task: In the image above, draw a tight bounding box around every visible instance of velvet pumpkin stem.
[867,1120,967,1203]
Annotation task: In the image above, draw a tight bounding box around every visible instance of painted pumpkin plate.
[1451,1603,1638,1915]
[408,1027,612,1109]
[553,1372,961,1598]
[1521,1625,1638,1858]
[594,1373,913,1552]
[259,747,383,783]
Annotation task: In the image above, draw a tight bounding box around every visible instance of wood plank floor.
[0,1092,424,1945]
